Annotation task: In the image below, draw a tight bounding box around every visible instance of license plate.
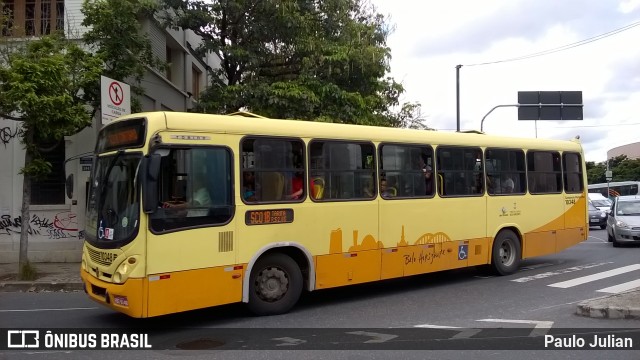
[590,219,599,223]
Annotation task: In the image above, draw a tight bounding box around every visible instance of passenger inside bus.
[286,171,304,200]
[162,175,211,216]
[380,178,396,197]
[502,176,515,193]
[243,171,257,201]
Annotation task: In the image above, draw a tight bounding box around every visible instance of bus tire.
[247,253,303,316]
[491,230,521,276]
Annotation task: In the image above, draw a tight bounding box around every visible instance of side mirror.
[142,154,161,214]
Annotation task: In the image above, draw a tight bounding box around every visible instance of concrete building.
[0,0,220,262]
[607,142,640,161]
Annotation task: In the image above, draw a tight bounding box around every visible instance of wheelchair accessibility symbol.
[458,244,468,260]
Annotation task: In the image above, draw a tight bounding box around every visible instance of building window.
[192,65,201,100]
[0,0,64,37]
[31,140,65,205]
[2,0,15,36]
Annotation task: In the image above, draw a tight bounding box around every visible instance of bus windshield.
[85,152,142,248]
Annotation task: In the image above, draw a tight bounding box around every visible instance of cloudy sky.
[370,0,640,163]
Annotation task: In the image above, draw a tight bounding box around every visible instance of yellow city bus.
[81,111,588,318]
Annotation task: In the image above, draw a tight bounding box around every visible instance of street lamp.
[456,64,462,132]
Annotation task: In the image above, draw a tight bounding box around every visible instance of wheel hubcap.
[499,241,514,266]
[255,266,289,302]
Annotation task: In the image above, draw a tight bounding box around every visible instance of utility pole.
[456,64,462,132]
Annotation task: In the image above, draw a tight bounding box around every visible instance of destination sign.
[245,209,294,226]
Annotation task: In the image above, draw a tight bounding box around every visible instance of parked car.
[606,195,640,247]
[588,202,607,229]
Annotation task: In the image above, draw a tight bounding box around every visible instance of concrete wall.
[0,0,220,263]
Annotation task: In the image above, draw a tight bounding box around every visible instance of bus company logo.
[7,330,39,348]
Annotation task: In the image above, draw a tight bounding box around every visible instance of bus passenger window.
[309,140,375,201]
[241,137,305,203]
[379,144,433,198]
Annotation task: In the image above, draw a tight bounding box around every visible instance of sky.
[370,0,640,163]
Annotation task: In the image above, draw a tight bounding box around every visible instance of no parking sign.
[100,75,131,124]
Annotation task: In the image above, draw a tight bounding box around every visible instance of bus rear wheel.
[491,230,521,275]
[247,253,302,316]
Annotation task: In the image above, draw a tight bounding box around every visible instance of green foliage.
[163,0,417,126]
[387,102,434,130]
[587,155,640,184]
[82,0,161,112]
[0,35,101,170]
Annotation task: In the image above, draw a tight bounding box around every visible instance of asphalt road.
[1,229,640,359]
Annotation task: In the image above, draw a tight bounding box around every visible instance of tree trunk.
[18,131,33,278]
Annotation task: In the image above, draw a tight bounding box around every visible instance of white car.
[590,198,612,214]
[606,195,640,247]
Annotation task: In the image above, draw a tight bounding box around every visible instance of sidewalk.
[1,262,640,319]
[0,262,84,292]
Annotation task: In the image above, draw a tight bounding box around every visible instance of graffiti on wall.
[0,126,24,148]
[0,211,79,239]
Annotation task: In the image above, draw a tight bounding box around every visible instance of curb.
[0,282,85,292]
[576,295,640,320]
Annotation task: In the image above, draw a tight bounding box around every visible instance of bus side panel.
[521,195,564,259]
[558,195,588,252]
[146,224,241,317]
[146,265,243,317]
[380,197,485,276]
[315,249,381,289]
[380,248,404,280]
[523,231,557,258]
[466,238,491,266]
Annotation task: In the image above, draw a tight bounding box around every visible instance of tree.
[81,0,162,112]
[387,102,434,130]
[0,35,103,278]
[587,155,640,184]
[162,0,417,126]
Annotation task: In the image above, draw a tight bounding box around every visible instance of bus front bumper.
[81,269,145,318]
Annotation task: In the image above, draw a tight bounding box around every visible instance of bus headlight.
[113,255,139,284]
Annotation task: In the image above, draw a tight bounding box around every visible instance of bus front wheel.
[491,230,521,275]
[247,253,303,316]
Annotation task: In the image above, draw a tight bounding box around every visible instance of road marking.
[548,264,640,288]
[511,262,613,283]
[271,337,307,346]
[587,235,607,243]
[0,307,98,313]
[476,319,553,337]
[414,324,481,339]
[346,331,398,343]
[597,279,640,294]
[520,263,554,271]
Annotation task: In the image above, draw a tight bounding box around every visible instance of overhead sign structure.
[517,91,583,121]
[101,75,131,125]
